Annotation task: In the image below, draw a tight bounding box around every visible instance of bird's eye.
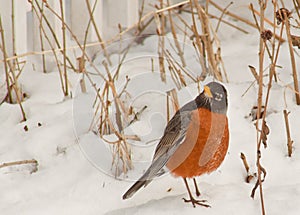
[214,92,223,101]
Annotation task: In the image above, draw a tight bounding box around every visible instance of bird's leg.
[182,178,210,208]
[193,178,201,197]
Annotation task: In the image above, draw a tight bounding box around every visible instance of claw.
[182,197,211,208]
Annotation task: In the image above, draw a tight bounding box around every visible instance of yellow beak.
[204,85,213,98]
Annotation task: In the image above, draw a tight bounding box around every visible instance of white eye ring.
[215,92,223,101]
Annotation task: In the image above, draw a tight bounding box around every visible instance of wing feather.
[143,110,192,181]
[123,97,200,199]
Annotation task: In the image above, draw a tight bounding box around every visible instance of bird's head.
[198,82,228,114]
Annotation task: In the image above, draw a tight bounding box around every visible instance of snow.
[1,1,300,215]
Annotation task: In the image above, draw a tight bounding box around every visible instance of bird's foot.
[195,189,201,197]
[182,197,210,208]
[193,178,201,197]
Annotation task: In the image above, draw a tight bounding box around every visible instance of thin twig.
[240,152,250,173]
[282,9,300,105]
[194,0,222,81]
[283,110,294,157]
[0,159,38,169]
[249,65,260,84]
[157,0,166,82]
[248,5,277,27]
[240,152,256,183]
[215,1,233,33]
[0,1,191,65]
[31,3,66,94]
[167,88,179,123]
[0,16,26,121]
[252,1,267,214]
[33,0,76,72]
[210,0,284,42]
[85,0,111,65]
[36,2,46,73]
[59,0,68,97]
[167,0,186,67]
[0,16,12,103]
[189,1,207,79]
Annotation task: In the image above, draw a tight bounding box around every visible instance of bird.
[122,82,229,207]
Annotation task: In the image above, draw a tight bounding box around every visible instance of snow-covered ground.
[1,1,300,214]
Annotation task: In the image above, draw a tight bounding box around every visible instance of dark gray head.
[195,82,228,114]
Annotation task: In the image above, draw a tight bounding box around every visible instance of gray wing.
[141,109,193,182]
[152,99,197,163]
[122,101,197,199]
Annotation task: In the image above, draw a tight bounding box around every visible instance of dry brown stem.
[0,16,12,103]
[166,88,179,122]
[85,0,111,65]
[215,1,233,33]
[37,2,46,73]
[248,65,260,84]
[189,2,207,80]
[77,56,86,73]
[128,106,147,126]
[210,0,257,28]
[0,159,38,173]
[59,0,69,97]
[193,0,222,81]
[240,152,256,183]
[166,0,186,67]
[209,0,284,42]
[0,16,26,121]
[156,0,189,13]
[31,1,66,94]
[283,110,294,157]
[209,13,249,34]
[165,49,196,82]
[33,0,76,72]
[157,0,166,82]
[281,9,300,105]
[80,76,87,93]
[248,5,277,27]
[163,49,188,88]
[167,88,179,112]
[240,152,250,173]
[11,0,16,67]
[102,61,129,127]
[252,1,267,214]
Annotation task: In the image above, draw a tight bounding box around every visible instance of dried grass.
[0,1,299,193]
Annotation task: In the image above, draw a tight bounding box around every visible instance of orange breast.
[166,108,229,178]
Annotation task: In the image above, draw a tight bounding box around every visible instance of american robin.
[123,82,229,207]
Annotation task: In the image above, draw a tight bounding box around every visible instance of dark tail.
[123,160,165,199]
[122,178,152,200]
